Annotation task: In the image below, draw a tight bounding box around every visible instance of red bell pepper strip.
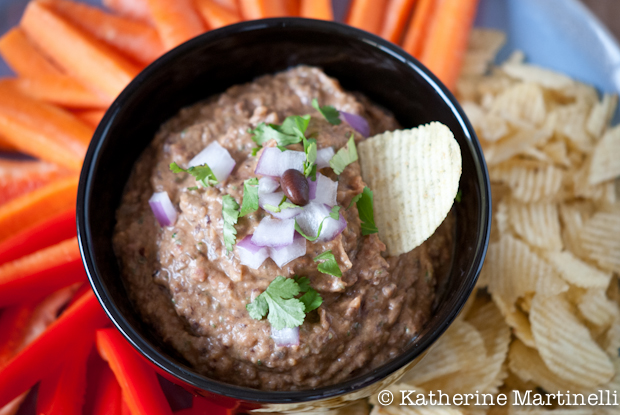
[0,236,86,307]
[92,363,123,415]
[0,290,108,408]
[175,396,231,415]
[96,328,174,415]
[121,399,132,415]
[0,302,36,369]
[0,208,76,266]
[36,336,93,415]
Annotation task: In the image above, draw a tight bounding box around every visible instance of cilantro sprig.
[302,137,317,180]
[170,162,218,187]
[246,276,322,330]
[239,178,259,217]
[329,134,358,175]
[222,195,240,252]
[263,195,301,213]
[314,250,342,277]
[312,99,341,125]
[249,115,310,155]
[351,187,378,235]
[295,206,341,242]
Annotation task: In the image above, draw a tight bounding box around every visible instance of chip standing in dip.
[113,66,461,390]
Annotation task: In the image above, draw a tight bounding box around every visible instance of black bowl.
[77,18,491,412]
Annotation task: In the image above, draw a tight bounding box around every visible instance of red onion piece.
[271,326,299,347]
[307,177,317,200]
[312,173,338,207]
[251,217,295,248]
[295,202,346,242]
[269,233,306,268]
[255,147,305,177]
[317,210,347,242]
[316,147,335,169]
[188,141,236,182]
[340,112,370,137]
[258,177,280,194]
[148,191,177,227]
[236,236,270,269]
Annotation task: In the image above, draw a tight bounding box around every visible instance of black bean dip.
[113,66,454,390]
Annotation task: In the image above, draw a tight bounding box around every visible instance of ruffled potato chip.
[544,251,611,289]
[490,161,563,203]
[586,93,618,140]
[589,125,620,185]
[501,62,574,90]
[580,210,620,273]
[577,289,619,328]
[507,200,563,251]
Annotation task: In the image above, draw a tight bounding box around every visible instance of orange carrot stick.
[0,159,70,206]
[346,0,388,35]
[146,0,206,50]
[402,0,436,58]
[72,109,106,128]
[380,0,416,43]
[0,176,79,244]
[0,135,16,152]
[284,0,300,16]
[102,0,152,23]
[0,28,110,108]
[21,0,141,101]
[420,0,480,90]
[212,0,239,13]
[195,0,241,29]
[300,0,333,20]
[238,0,287,20]
[0,81,92,170]
[45,0,165,65]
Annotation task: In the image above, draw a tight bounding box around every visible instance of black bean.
[281,169,310,206]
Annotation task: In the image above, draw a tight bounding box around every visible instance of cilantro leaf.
[329,134,358,175]
[455,190,462,203]
[348,193,362,209]
[222,195,240,252]
[278,115,311,138]
[170,162,218,187]
[314,250,342,277]
[329,205,340,220]
[355,187,378,235]
[246,294,268,320]
[303,138,317,178]
[249,115,311,154]
[299,289,322,313]
[312,99,341,125]
[246,276,305,330]
[294,276,311,292]
[265,196,301,213]
[239,178,259,217]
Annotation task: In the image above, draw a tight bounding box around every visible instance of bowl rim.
[77,17,492,403]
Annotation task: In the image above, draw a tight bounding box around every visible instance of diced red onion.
[149,191,177,227]
[269,233,306,268]
[340,112,370,137]
[318,210,347,242]
[295,202,346,242]
[271,326,299,347]
[259,191,303,220]
[251,217,295,248]
[258,177,280,194]
[188,141,236,182]
[316,147,335,169]
[255,147,305,177]
[236,236,270,269]
[312,173,338,207]
[307,177,317,200]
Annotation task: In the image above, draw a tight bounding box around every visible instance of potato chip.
[604,320,620,358]
[544,251,611,289]
[507,200,563,251]
[486,128,552,167]
[586,93,618,140]
[494,295,536,348]
[589,125,620,185]
[529,293,614,388]
[490,83,547,126]
[490,161,563,202]
[548,104,593,153]
[542,140,571,167]
[399,320,486,385]
[558,203,592,254]
[577,289,619,328]
[461,29,506,77]
[480,112,510,143]
[501,62,574,90]
[570,160,617,205]
[358,123,462,256]
[580,210,620,273]
[371,405,465,415]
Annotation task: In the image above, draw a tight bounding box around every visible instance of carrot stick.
[238,0,288,20]
[0,176,79,244]
[103,0,152,23]
[72,109,106,128]
[21,0,141,101]
[284,0,300,16]
[300,0,333,20]
[0,237,86,307]
[380,0,416,43]
[0,159,70,206]
[0,135,16,152]
[346,0,388,35]
[45,0,165,65]
[402,0,436,58]
[0,28,110,108]
[146,0,206,50]
[195,0,241,29]
[420,0,480,90]
[0,81,92,170]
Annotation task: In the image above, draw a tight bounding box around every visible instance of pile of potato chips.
[342,29,620,415]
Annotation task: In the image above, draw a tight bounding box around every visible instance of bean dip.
[113,66,454,390]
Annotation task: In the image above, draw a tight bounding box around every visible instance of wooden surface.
[582,0,620,41]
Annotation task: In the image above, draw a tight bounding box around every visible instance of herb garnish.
[302,137,318,180]
[314,250,342,277]
[246,275,322,329]
[455,190,462,203]
[239,178,259,217]
[170,162,218,187]
[249,115,311,155]
[312,99,341,126]
[263,195,301,213]
[222,195,240,252]
[353,187,378,235]
[329,134,358,175]
[295,206,341,242]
